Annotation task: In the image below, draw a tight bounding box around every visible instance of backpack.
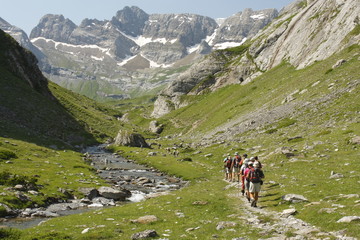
[225,157,232,168]
[248,168,264,183]
[233,155,241,168]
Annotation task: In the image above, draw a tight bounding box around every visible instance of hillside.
[0,0,359,239]
[0,29,124,227]
[7,44,359,240]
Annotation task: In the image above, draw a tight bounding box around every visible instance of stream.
[1,145,186,229]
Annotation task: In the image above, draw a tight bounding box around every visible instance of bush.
[0,228,22,240]
[0,149,17,160]
[0,171,38,189]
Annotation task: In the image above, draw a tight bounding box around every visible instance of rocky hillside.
[0,29,121,147]
[152,0,360,118]
[1,6,278,100]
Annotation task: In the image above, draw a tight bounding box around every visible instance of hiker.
[224,154,232,180]
[254,156,262,169]
[247,161,265,207]
[223,154,232,181]
[243,161,253,202]
[232,152,242,183]
[240,154,249,195]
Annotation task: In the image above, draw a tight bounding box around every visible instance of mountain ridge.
[1,6,278,101]
[151,0,360,118]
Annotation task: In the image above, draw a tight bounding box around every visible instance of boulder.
[337,216,360,223]
[78,187,99,200]
[216,221,237,230]
[282,194,308,203]
[149,120,164,134]
[281,208,298,217]
[91,197,116,206]
[98,187,131,201]
[349,136,360,145]
[114,130,150,148]
[131,230,158,240]
[131,215,158,224]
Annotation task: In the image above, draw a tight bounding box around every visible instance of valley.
[0,0,359,239]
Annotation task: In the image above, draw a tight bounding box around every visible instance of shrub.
[0,149,17,160]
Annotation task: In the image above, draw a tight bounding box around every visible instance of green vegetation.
[0,27,359,239]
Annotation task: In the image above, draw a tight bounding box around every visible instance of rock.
[131,215,158,224]
[149,120,164,134]
[281,208,298,217]
[349,136,360,145]
[91,197,115,206]
[216,221,237,230]
[31,211,60,217]
[0,203,17,217]
[192,201,209,205]
[336,216,360,223]
[136,177,152,185]
[148,152,157,156]
[78,187,99,200]
[81,228,90,234]
[114,130,150,148]
[178,157,192,162]
[46,202,85,213]
[318,208,337,214]
[131,229,158,240]
[282,194,308,203]
[332,59,346,69]
[275,147,296,158]
[98,186,131,201]
[329,172,344,179]
[14,184,25,191]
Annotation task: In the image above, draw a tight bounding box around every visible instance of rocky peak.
[143,14,218,47]
[114,6,149,37]
[213,8,278,45]
[30,14,77,42]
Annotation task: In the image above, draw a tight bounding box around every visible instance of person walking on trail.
[243,161,253,202]
[247,161,265,207]
[223,154,232,181]
[232,152,242,183]
[240,155,249,195]
[254,156,262,169]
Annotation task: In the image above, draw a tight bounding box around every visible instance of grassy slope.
[0,31,126,218]
[9,46,358,239]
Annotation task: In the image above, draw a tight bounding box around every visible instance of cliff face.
[0,29,52,98]
[151,0,360,118]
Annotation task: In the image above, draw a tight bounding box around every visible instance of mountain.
[17,6,278,100]
[0,17,49,70]
[0,29,121,148]
[151,0,360,118]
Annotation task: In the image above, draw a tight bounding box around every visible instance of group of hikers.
[223,152,264,207]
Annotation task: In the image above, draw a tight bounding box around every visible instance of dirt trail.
[226,182,356,240]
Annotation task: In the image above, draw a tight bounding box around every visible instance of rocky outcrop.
[151,0,360,117]
[30,14,76,42]
[114,130,150,148]
[0,29,53,98]
[212,8,278,46]
[0,17,48,69]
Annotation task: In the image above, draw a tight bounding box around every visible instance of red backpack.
[248,168,264,183]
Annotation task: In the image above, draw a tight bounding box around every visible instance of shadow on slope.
[0,30,116,149]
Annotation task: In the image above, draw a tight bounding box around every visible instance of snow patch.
[213,38,247,50]
[250,13,266,20]
[31,37,112,56]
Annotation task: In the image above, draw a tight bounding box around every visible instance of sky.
[0,0,295,35]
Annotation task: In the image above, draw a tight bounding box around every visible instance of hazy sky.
[1,0,294,35]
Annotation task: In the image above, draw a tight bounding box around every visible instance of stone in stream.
[98,187,131,201]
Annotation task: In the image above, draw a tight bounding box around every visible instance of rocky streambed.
[1,145,187,229]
